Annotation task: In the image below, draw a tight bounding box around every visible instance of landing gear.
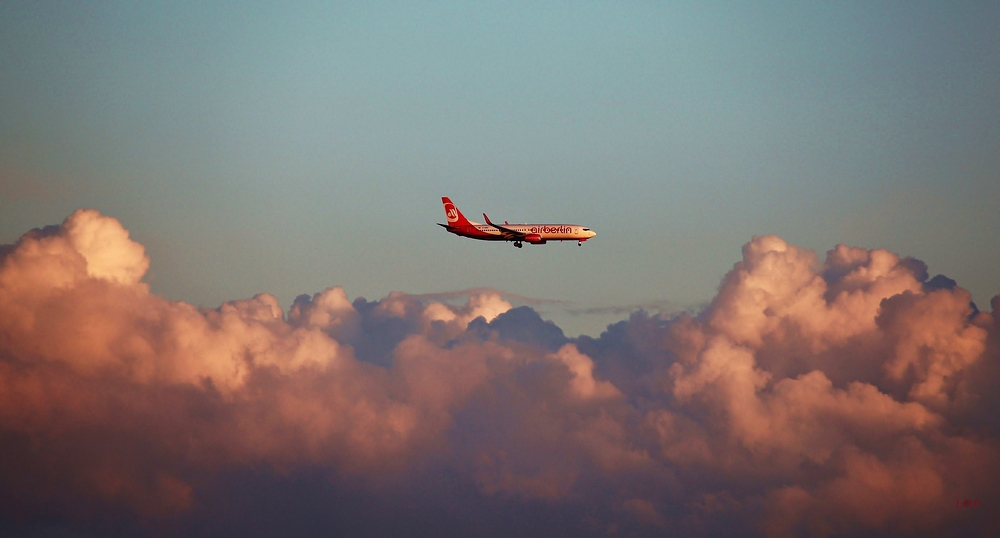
[578,241,582,246]
[514,241,523,248]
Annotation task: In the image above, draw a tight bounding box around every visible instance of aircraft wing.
[483,214,526,239]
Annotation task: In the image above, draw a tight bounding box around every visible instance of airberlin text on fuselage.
[531,225,572,234]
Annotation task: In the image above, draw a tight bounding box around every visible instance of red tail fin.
[442,197,473,227]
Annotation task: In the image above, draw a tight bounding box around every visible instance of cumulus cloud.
[1,213,998,536]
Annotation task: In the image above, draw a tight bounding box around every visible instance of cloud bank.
[1,210,997,536]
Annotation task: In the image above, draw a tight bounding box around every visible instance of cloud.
[1,214,998,536]
[562,298,698,317]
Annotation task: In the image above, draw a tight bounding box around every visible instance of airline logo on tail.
[437,197,596,248]
[441,197,473,227]
[444,201,459,223]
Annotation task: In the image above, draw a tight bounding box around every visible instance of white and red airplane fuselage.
[438,197,596,248]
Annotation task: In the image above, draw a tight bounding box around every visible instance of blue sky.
[2,1,998,336]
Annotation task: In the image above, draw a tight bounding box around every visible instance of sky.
[1,1,999,536]
[2,1,998,337]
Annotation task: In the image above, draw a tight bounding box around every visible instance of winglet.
[483,213,493,225]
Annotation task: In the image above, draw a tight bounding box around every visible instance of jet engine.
[524,234,546,244]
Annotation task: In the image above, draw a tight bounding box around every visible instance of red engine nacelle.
[524,234,546,244]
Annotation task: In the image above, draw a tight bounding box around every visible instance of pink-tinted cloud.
[1,214,997,536]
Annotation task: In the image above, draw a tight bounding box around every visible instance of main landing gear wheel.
[514,241,523,248]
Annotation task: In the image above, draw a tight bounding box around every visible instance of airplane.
[438,197,596,248]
